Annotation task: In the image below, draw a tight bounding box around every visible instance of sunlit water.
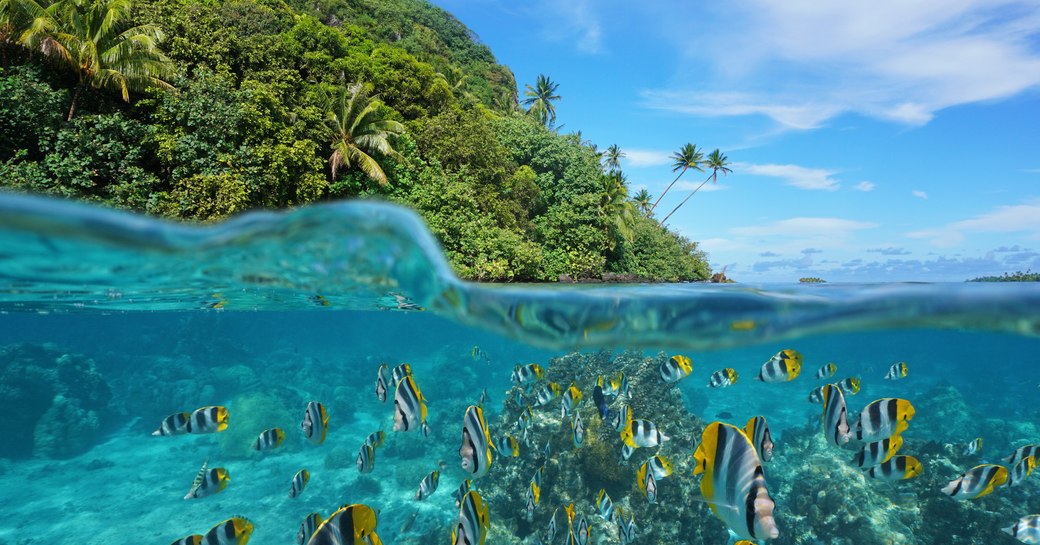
[1,194,1039,545]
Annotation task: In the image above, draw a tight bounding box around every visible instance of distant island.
[0,0,728,284]
[968,271,1040,282]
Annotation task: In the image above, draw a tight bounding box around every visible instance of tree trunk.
[661,173,714,225]
[649,167,686,214]
[67,83,84,121]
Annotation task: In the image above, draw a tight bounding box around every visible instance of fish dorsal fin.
[188,459,208,494]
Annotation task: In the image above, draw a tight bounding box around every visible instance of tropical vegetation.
[0,0,716,282]
[968,271,1040,282]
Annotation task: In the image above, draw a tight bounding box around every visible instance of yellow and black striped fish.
[1005,444,1040,466]
[460,405,495,478]
[620,411,668,448]
[616,508,635,544]
[453,479,472,509]
[660,355,693,383]
[452,490,490,545]
[526,465,542,516]
[356,443,375,474]
[1004,515,1040,544]
[636,460,658,503]
[561,383,583,417]
[821,384,850,447]
[816,362,837,379]
[1007,456,1036,487]
[564,503,590,545]
[301,401,329,445]
[532,382,561,407]
[808,385,825,404]
[184,460,229,500]
[307,503,381,545]
[415,469,439,500]
[295,513,322,545]
[254,428,285,451]
[595,488,614,521]
[393,376,427,433]
[756,350,802,383]
[493,434,519,457]
[942,464,1006,498]
[744,416,774,463]
[708,368,738,388]
[692,421,779,541]
[572,411,585,448]
[390,363,412,387]
[365,431,385,450]
[835,377,861,395]
[610,404,629,433]
[867,455,922,481]
[853,398,915,442]
[512,363,544,386]
[649,455,673,479]
[375,364,389,403]
[884,361,908,380]
[289,469,310,498]
[851,436,903,468]
[153,412,190,436]
[963,437,983,456]
[201,517,253,545]
[187,406,229,434]
[170,536,202,545]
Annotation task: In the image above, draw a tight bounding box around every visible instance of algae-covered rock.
[32,395,103,458]
[216,391,297,459]
[0,344,111,459]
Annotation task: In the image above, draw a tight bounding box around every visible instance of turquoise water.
[1,194,1039,545]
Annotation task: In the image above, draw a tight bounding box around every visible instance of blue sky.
[433,0,1040,281]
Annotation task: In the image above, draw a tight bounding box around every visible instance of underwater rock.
[770,424,922,545]
[216,391,297,459]
[32,395,102,458]
[914,381,977,443]
[0,343,111,459]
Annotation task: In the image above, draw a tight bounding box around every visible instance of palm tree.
[324,81,406,186]
[649,143,703,214]
[521,73,561,127]
[604,144,624,172]
[661,149,731,224]
[598,171,636,244]
[20,0,175,120]
[631,188,653,216]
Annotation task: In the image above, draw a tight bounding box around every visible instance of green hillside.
[0,0,711,282]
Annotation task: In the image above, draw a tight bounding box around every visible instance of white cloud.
[535,0,602,53]
[739,163,841,191]
[732,217,878,237]
[642,0,1040,128]
[907,201,1040,246]
[913,190,929,199]
[854,181,876,192]
[623,149,673,168]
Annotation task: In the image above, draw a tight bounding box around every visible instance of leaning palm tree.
[324,82,406,186]
[661,149,731,224]
[521,73,561,127]
[20,0,175,120]
[604,144,624,173]
[631,188,653,216]
[649,143,703,214]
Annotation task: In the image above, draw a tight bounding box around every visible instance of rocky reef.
[0,343,112,459]
[479,350,724,545]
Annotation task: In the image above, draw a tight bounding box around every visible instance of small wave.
[2,193,1039,350]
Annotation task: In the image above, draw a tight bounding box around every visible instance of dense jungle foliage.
[0,0,712,282]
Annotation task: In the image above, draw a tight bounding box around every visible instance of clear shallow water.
[1,194,1039,545]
